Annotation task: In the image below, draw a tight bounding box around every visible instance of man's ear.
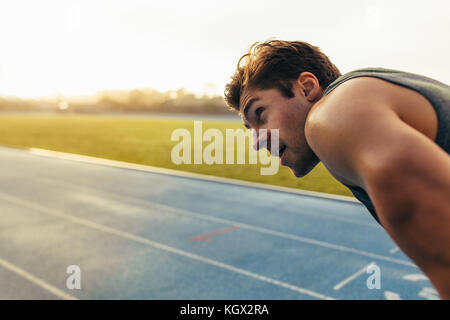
[296,72,322,102]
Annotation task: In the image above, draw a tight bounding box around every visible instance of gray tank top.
[323,68,450,225]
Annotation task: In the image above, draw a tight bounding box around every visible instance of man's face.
[240,84,320,177]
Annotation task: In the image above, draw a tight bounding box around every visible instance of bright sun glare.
[0,0,449,98]
[0,1,229,98]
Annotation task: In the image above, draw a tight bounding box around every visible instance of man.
[224,40,450,299]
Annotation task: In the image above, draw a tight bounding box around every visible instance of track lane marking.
[10,174,417,268]
[333,262,375,291]
[0,192,335,300]
[12,168,375,228]
[0,257,78,300]
[27,147,359,203]
[389,246,400,254]
[190,226,239,241]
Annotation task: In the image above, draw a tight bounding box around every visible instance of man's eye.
[255,107,264,119]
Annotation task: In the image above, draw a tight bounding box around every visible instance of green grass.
[0,114,353,197]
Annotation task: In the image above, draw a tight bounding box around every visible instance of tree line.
[0,87,235,115]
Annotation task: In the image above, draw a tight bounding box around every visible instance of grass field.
[0,114,354,197]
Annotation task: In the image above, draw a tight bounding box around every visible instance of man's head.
[224,40,341,177]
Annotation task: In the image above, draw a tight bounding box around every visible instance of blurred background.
[0,0,448,195]
[1,0,448,113]
[0,0,445,301]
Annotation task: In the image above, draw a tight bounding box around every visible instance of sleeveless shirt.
[322,68,450,224]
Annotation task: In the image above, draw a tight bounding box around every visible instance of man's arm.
[306,79,450,299]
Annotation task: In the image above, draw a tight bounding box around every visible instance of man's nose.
[252,129,269,151]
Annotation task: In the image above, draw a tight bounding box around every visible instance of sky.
[0,0,449,98]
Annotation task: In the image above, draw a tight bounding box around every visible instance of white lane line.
[27,147,359,203]
[15,169,375,229]
[17,175,417,268]
[0,192,335,300]
[417,287,439,300]
[0,257,78,300]
[333,262,375,291]
[402,274,429,282]
[389,247,400,254]
[384,291,402,300]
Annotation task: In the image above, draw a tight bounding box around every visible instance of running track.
[0,146,438,300]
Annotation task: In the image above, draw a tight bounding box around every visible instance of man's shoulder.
[305,77,400,186]
[308,74,439,143]
[306,77,395,134]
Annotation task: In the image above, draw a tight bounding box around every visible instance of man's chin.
[281,161,305,177]
[290,167,307,178]
[289,161,317,178]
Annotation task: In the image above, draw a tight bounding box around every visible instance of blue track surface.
[0,147,438,299]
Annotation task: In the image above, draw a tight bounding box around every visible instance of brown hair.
[224,40,341,111]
